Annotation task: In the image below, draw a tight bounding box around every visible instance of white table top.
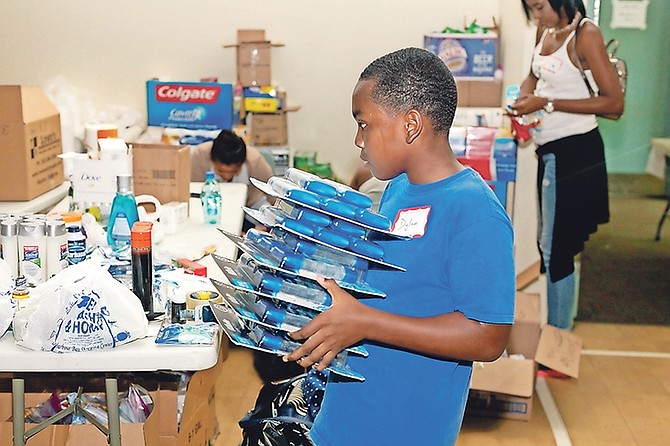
[0,181,247,373]
[0,182,69,215]
[0,322,221,372]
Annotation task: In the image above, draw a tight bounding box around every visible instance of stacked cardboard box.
[0,86,64,201]
[467,292,583,421]
[224,30,298,171]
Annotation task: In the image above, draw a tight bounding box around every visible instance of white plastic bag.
[13,259,148,353]
[0,258,15,339]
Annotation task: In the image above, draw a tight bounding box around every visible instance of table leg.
[105,378,121,446]
[12,378,25,446]
[655,198,670,241]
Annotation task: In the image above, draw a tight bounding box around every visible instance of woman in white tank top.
[510,0,624,331]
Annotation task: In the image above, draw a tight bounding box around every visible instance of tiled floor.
[213,323,670,446]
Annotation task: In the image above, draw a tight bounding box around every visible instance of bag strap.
[572,18,596,97]
[605,39,619,58]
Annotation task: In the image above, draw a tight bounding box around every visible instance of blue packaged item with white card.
[280,201,332,227]
[267,176,322,208]
[313,226,351,249]
[285,168,338,198]
[330,218,367,238]
[350,238,385,260]
[258,205,315,237]
[281,232,369,270]
[355,208,392,231]
[320,198,358,219]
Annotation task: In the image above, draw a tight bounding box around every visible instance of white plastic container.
[18,220,47,285]
[0,218,19,278]
[46,219,68,278]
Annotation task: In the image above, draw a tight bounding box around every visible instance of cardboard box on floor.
[130,143,191,210]
[0,345,228,446]
[223,29,285,87]
[0,85,64,201]
[467,292,583,421]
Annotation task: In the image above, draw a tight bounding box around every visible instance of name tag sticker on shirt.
[391,206,430,238]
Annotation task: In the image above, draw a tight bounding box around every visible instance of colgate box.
[146,80,233,130]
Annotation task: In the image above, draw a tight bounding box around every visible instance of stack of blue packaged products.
[209,168,406,381]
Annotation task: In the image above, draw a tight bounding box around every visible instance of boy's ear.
[404,109,422,144]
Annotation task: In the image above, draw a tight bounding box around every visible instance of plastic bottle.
[0,218,19,278]
[12,276,30,311]
[18,220,47,285]
[200,170,222,225]
[46,219,68,278]
[62,212,87,265]
[107,174,140,248]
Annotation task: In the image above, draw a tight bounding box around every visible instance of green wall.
[597,0,670,173]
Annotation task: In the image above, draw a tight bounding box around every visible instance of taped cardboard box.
[0,345,228,445]
[467,292,583,421]
[131,143,191,209]
[456,79,503,107]
[223,30,284,87]
[0,85,64,201]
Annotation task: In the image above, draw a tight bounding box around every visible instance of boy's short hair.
[211,129,247,165]
[359,47,457,136]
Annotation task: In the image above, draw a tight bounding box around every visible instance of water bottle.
[201,170,222,225]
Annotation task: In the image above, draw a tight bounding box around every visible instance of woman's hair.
[358,47,457,136]
[520,0,587,22]
[211,129,246,165]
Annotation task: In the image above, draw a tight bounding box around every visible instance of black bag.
[239,372,323,446]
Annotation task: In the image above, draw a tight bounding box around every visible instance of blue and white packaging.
[424,33,497,78]
[146,80,233,130]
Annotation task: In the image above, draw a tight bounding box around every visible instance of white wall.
[0,0,515,183]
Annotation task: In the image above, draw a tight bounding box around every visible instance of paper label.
[391,206,431,238]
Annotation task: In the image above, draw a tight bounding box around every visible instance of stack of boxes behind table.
[223,29,299,176]
[425,24,584,421]
[0,78,247,446]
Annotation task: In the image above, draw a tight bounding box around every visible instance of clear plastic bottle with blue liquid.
[107,174,139,248]
[201,170,222,225]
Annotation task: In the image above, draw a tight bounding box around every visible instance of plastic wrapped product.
[259,272,332,308]
[282,232,369,270]
[279,201,332,227]
[354,208,392,231]
[267,176,322,208]
[330,218,367,238]
[313,227,350,249]
[255,327,302,353]
[258,205,315,237]
[320,198,358,219]
[350,238,385,260]
[253,296,313,329]
[284,168,338,198]
[320,177,374,209]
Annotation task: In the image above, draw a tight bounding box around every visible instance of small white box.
[161,201,189,235]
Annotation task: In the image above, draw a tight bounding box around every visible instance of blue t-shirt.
[310,168,515,446]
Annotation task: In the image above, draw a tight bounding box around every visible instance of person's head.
[210,129,246,181]
[353,47,457,181]
[521,0,586,25]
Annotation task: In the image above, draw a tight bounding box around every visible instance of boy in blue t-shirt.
[283,47,515,445]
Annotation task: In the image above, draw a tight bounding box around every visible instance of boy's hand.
[283,276,371,371]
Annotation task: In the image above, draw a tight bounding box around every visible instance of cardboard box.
[247,112,288,146]
[468,292,583,421]
[0,85,64,201]
[131,143,191,208]
[146,81,233,130]
[424,33,497,78]
[223,30,284,87]
[0,346,228,446]
[456,79,503,107]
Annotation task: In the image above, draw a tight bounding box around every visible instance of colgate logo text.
[156,84,220,104]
